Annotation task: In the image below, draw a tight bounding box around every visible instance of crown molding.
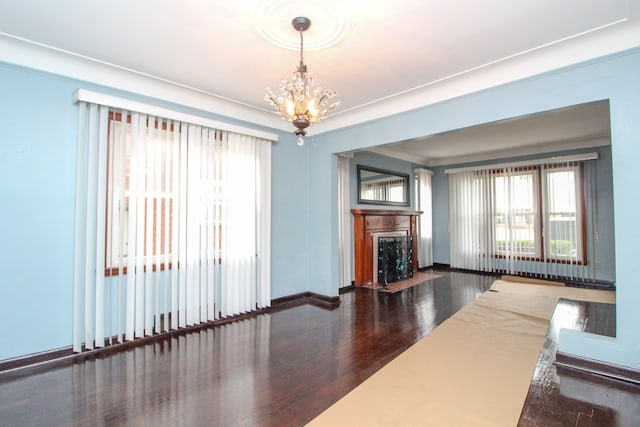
[0,33,290,133]
[310,17,640,136]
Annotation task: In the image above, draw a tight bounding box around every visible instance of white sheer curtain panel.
[220,132,272,317]
[73,99,272,352]
[415,168,434,268]
[337,156,353,288]
[448,170,488,272]
[447,155,595,282]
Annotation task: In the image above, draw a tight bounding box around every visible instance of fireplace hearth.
[378,235,414,285]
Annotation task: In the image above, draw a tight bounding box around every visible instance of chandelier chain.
[299,30,304,66]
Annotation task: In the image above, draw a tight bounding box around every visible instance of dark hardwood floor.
[519,299,640,426]
[0,270,637,426]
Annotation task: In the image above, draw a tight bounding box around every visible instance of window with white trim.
[491,164,584,263]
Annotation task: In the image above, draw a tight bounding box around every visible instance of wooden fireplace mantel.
[351,209,421,286]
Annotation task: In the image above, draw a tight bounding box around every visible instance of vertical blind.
[447,154,597,282]
[73,97,272,352]
[337,155,352,288]
[415,168,434,268]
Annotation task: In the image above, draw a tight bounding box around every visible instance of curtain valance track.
[444,152,598,174]
[73,89,279,142]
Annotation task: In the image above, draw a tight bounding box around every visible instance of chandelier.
[265,17,340,146]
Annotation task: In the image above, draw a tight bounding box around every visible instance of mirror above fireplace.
[357,165,410,206]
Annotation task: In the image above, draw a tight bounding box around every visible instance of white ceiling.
[369,100,612,166]
[1,0,639,164]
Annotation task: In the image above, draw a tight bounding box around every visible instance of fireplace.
[378,235,414,285]
[351,209,421,286]
[371,231,405,283]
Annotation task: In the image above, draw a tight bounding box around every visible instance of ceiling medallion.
[254,0,352,51]
[264,16,340,145]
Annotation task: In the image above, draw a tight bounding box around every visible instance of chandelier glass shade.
[265,17,340,142]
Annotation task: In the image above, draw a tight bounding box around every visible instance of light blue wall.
[0,65,78,360]
[429,145,616,283]
[0,62,304,361]
[312,48,640,369]
[270,133,311,298]
[431,165,450,264]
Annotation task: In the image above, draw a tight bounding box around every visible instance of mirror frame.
[357,165,410,207]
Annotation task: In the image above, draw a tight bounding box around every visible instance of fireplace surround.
[351,209,420,286]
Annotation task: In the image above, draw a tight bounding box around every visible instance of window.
[490,164,585,263]
[494,169,540,258]
[544,165,585,261]
[106,113,181,274]
[448,157,591,279]
[105,112,231,276]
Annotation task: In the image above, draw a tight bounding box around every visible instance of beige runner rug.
[308,280,615,426]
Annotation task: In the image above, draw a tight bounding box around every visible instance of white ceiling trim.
[310,17,640,136]
[0,32,289,133]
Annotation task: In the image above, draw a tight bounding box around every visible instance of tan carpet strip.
[309,279,615,426]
